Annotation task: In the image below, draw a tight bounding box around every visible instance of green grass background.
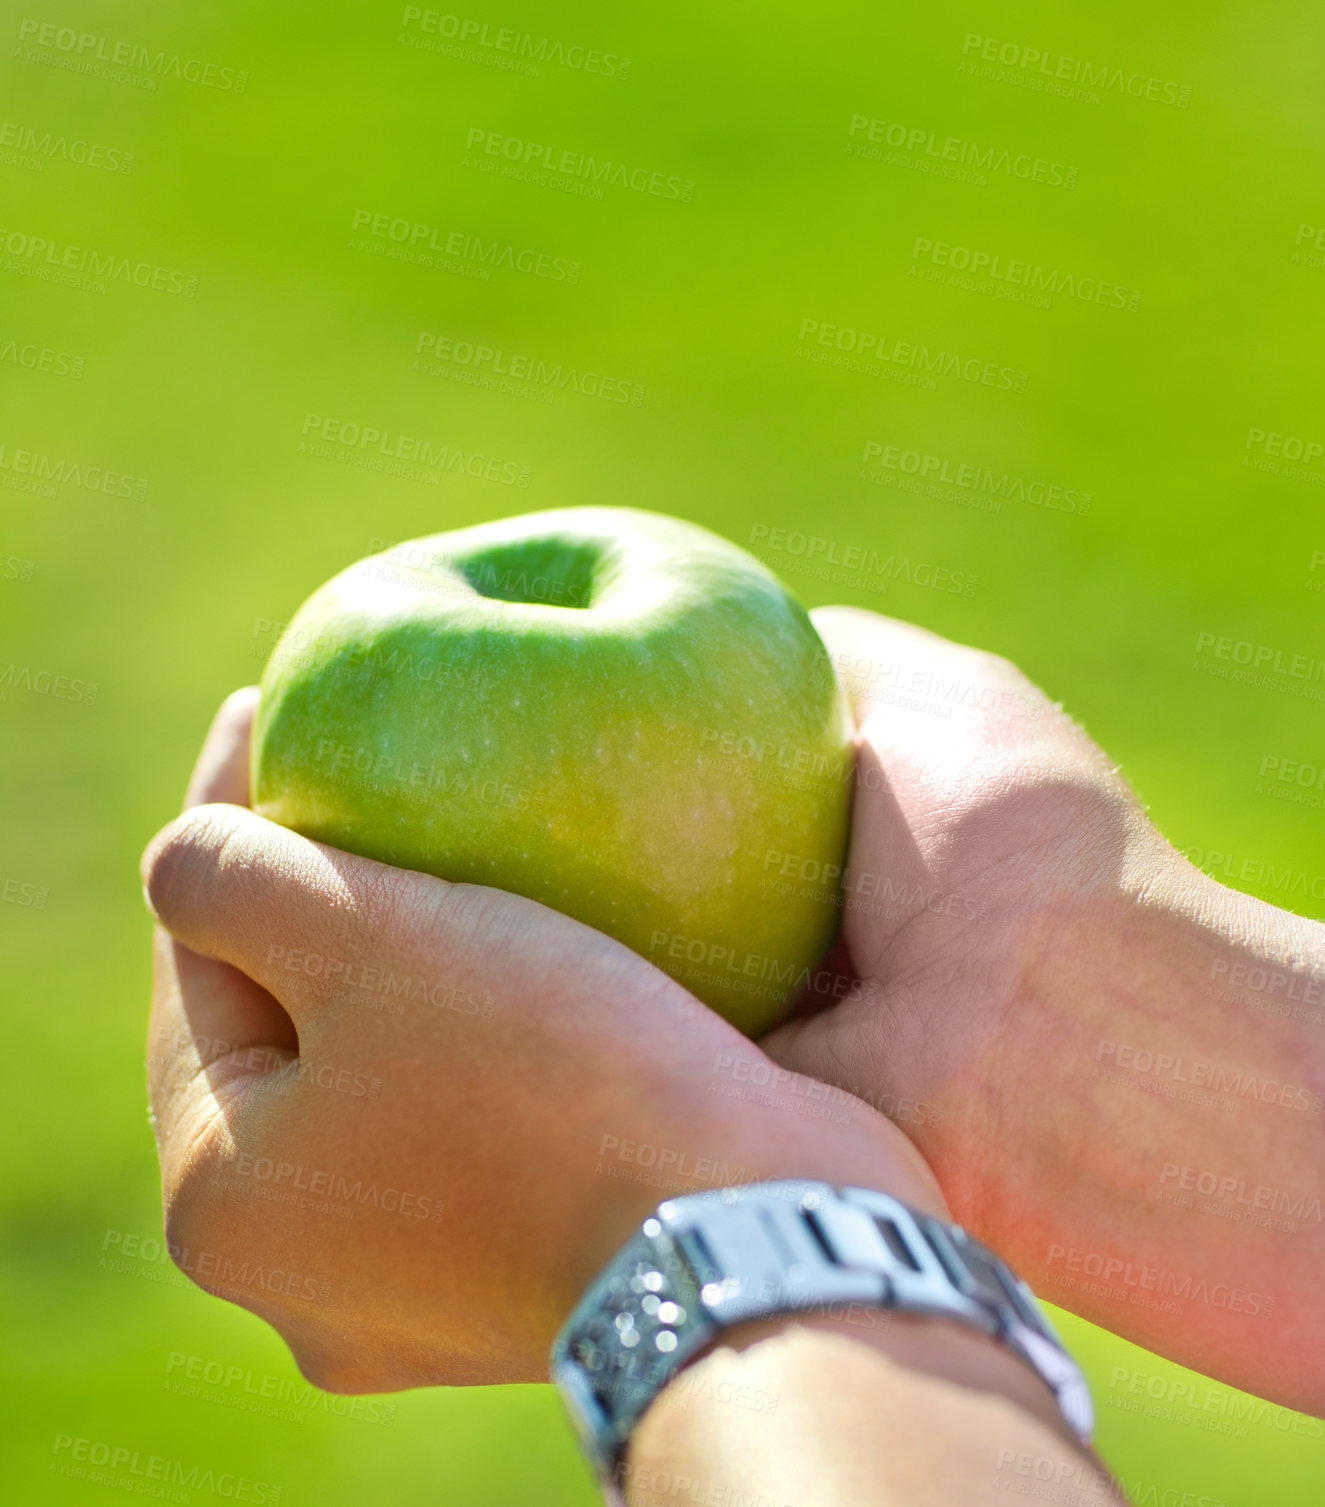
[2,1,1322,1501]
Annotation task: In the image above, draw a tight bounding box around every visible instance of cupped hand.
[761,608,1325,1410]
[764,605,1149,1222]
[142,687,944,1395]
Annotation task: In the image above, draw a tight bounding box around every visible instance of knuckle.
[356,860,427,937]
[325,860,443,966]
[407,880,518,966]
[350,873,525,999]
[363,865,480,955]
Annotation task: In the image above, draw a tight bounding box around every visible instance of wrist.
[552,1179,1094,1492]
[968,833,1325,1408]
[565,1095,948,1307]
[708,1307,1077,1445]
[626,1314,1116,1507]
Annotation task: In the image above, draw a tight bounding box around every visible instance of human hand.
[761,608,1325,1410]
[141,687,945,1395]
[763,602,1144,1172]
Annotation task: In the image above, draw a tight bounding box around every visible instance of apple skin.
[252,506,854,1035]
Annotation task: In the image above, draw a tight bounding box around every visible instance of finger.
[184,686,259,809]
[149,931,298,1081]
[805,611,1045,976]
[810,607,973,726]
[148,688,295,1142]
[168,686,285,1047]
[147,931,298,1132]
[810,604,1065,770]
[140,800,727,1054]
[141,802,461,1018]
[147,931,299,1238]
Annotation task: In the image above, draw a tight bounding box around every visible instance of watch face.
[562,1231,708,1437]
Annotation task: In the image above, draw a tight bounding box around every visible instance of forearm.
[625,1314,1121,1507]
[975,835,1325,1410]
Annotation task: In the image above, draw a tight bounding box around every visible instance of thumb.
[811,604,1053,758]
[761,983,897,1113]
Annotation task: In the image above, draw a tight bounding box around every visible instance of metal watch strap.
[551,1181,1093,1497]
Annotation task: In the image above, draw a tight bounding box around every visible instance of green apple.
[252,506,854,1034]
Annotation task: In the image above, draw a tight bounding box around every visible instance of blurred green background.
[2,0,1321,1501]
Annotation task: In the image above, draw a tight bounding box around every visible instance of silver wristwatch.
[551,1181,1093,1499]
